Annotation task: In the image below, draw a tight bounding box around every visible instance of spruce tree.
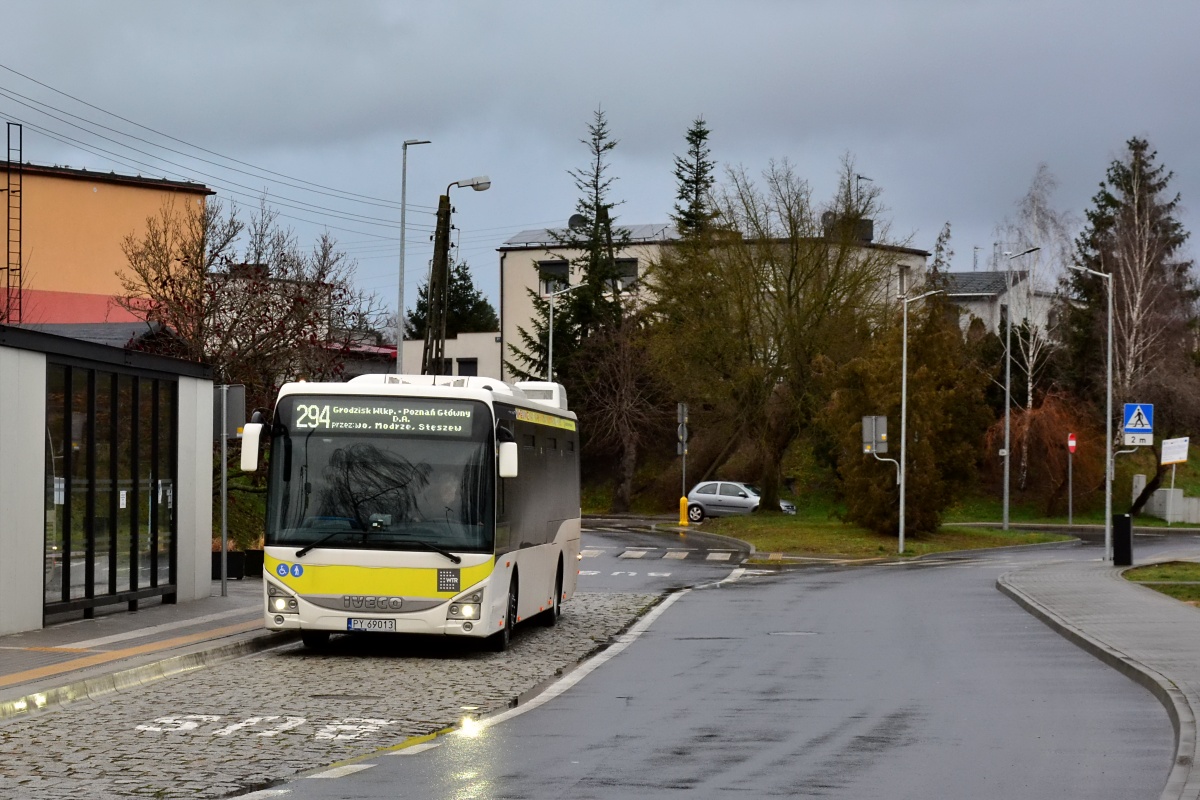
[405,260,498,340]
[671,117,716,237]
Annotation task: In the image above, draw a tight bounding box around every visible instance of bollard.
[1113,513,1133,566]
[679,497,689,527]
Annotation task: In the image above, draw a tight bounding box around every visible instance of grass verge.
[696,514,1070,560]
[1125,561,1200,603]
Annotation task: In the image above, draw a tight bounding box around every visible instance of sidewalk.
[999,551,1200,800]
[0,578,293,722]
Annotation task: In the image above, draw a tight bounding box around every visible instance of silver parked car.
[686,481,796,523]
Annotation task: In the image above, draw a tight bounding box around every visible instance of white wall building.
[945,270,1056,336]
[498,222,929,382]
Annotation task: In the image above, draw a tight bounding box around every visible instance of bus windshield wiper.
[403,537,462,564]
[296,529,359,559]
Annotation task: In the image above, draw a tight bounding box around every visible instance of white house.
[944,270,1056,336]
[497,222,930,382]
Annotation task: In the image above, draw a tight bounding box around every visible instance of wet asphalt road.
[277,533,1181,799]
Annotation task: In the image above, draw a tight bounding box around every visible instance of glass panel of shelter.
[44,363,179,617]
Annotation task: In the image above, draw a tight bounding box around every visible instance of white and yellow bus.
[240,374,581,651]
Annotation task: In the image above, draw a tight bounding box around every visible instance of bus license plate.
[347,618,396,632]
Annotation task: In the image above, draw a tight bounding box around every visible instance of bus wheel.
[542,563,563,627]
[488,577,518,652]
[300,630,330,650]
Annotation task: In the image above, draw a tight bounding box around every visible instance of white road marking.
[394,741,441,755]
[238,790,290,798]
[578,570,600,576]
[580,549,605,558]
[308,764,375,779]
[610,571,638,576]
[662,551,689,560]
[314,719,395,741]
[61,607,256,649]
[618,550,647,559]
[706,552,732,561]
[647,572,672,577]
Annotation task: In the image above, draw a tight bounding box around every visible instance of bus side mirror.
[241,422,264,472]
[498,441,518,478]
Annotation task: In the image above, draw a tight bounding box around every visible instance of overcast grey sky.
[4,0,1197,313]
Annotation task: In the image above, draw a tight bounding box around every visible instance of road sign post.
[1162,437,1190,526]
[678,403,689,526]
[1123,403,1154,446]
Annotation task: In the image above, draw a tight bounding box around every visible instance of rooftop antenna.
[973,246,980,272]
[854,174,873,206]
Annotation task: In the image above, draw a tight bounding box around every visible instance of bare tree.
[116,197,384,409]
[649,158,897,505]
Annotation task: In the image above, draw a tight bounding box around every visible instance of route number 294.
[295,404,332,429]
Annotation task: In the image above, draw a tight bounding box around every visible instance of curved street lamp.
[899,288,943,553]
[1068,262,1114,560]
[1002,246,1040,530]
[421,176,491,376]
[546,283,581,381]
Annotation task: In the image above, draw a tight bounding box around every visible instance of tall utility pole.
[421,193,453,376]
[420,176,490,376]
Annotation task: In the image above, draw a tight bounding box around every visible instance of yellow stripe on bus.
[265,556,494,598]
[515,408,576,431]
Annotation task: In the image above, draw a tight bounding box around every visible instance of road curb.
[0,629,298,724]
[996,570,1195,800]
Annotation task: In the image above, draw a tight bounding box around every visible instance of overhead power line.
[0,62,433,212]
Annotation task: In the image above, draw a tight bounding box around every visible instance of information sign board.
[1162,437,1190,466]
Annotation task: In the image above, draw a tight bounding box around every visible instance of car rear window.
[695,483,717,495]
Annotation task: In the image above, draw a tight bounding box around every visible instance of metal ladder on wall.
[5,122,22,324]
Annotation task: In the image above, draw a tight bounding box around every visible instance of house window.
[456,358,478,377]
[616,258,639,291]
[538,260,570,295]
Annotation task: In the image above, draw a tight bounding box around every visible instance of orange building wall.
[12,167,210,323]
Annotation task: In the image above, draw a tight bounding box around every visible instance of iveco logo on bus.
[343,596,403,610]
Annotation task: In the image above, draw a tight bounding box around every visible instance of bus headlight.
[267,583,299,614]
[448,603,481,620]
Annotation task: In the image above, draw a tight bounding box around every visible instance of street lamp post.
[396,138,430,374]
[899,288,943,554]
[546,282,581,382]
[1003,246,1040,531]
[1068,263,1114,560]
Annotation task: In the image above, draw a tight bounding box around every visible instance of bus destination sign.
[291,398,476,437]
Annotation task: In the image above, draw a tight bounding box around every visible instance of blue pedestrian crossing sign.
[1123,403,1154,446]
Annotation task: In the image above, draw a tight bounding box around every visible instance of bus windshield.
[265,396,494,554]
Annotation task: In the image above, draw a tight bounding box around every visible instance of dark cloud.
[4,0,1197,307]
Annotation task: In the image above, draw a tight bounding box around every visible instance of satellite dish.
[568,214,587,230]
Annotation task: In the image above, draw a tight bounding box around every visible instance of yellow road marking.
[0,620,260,689]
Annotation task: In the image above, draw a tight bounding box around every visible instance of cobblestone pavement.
[0,592,657,800]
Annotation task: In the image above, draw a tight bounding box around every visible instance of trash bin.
[1113,513,1133,566]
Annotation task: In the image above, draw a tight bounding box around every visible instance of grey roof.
[945,270,1027,297]
[500,223,680,249]
[16,321,164,348]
